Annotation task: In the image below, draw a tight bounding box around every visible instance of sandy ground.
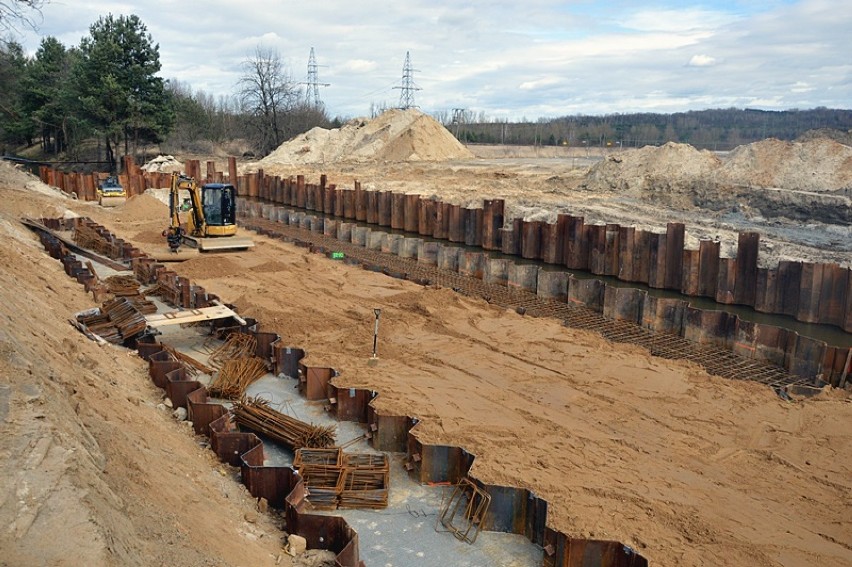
[2,156,847,566]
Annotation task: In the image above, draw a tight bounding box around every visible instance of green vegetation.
[0,13,332,168]
[1,14,172,169]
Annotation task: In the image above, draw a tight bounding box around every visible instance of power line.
[393,51,421,110]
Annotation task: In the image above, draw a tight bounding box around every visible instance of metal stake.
[368,308,381,366]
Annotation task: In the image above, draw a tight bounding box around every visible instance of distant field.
[464,143,613,159]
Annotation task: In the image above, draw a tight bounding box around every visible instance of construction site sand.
[258,108,473,165]
[0,162,289,566]
[246,112,850,268]
[3,160,848,566]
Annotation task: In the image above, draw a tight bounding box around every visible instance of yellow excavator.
[164,172,254,252]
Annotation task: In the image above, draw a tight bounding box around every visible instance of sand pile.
[718,138,852,192]
[581,142,721,203]
[797,128,852,146]
[114,192,168,222]
[258,108,474,165]
[142,154,183,173]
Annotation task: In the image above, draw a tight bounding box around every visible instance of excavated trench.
[37,160,852,388]
[26,216,651,567]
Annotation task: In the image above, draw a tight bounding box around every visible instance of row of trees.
[1,14,172,167]
[1,13,333,168]
[439,108,852,150]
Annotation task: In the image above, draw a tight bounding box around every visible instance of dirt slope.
[0,162,288,566]
[581,142,722,207]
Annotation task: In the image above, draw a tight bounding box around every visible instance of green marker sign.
[331,252,345,259]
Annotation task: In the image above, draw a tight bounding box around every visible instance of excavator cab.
[198,183,236,235]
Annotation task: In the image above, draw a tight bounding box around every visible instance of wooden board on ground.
[145,305,238,328]
[189,235,255,251]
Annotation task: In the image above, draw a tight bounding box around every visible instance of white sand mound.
[142,154,184,173]
[582,142,722,197]
[718,138,852,192]
[259,108,474,165]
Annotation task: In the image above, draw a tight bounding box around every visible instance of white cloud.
[620,8,739,32]
[688,54,717,67]
[11,0,852,119]
[340,59,378,74]
[518,77,563,91]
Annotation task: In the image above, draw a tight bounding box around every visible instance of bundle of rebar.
[103,275,158,314]
[288,449,389,510]
[73,223,114,258]
[208,333,257,369]
[105,274,139,295]
[76,297,146,344]
[231,397,337,450]
[294,447,342,468]
[207,357,267,398]
[161,345,214,377]
[300,465,342,510]
[342,453,389,470]
[338,453,389,509]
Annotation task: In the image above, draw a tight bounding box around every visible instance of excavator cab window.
[202,184,236,227]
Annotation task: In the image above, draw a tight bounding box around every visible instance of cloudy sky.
[13,0,852,120]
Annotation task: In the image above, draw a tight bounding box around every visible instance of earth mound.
[797,128,852,146]
[115,192,168,221]
[142,154,183,173]
[718,138,852,192]
[258,108,474,165]
[581,142,721,205]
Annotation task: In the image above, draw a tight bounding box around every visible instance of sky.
[11,0,852,120]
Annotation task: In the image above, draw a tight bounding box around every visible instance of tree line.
[436,107,852,150]
[0,13,333,170]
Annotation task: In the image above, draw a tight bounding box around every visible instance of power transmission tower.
[303,47,329,108]
[451,108,466,138]
[394,51,421,110]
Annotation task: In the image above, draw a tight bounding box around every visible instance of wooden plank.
[145,305,238,328]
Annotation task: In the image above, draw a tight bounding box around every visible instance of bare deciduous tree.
[0,0,46,32]
[238,46,299,155]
